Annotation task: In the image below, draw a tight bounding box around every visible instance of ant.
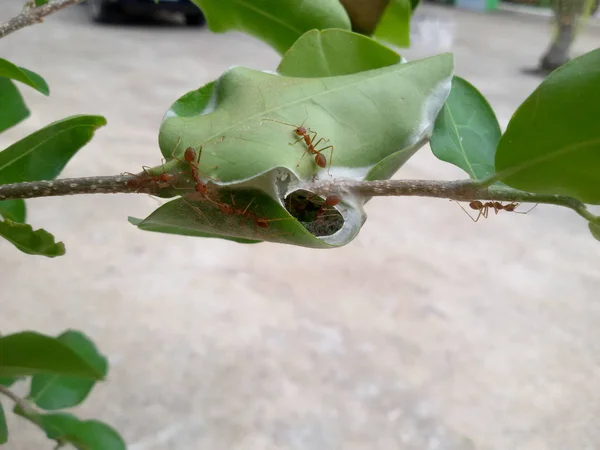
[168,140,219,197]
[123,166,177,191]
[262,111,334,174]
[456,200,538,222]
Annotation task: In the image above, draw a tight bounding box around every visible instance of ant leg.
[512,203,539,214]
[296,150,310,167]
[454,201,480,222]
[180,197,212,226]
[289,135,305,147]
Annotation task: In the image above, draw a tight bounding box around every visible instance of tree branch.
[0,0,84,40]
[0,175,157,200]
[0,385,37,416]
[0,176,594,222]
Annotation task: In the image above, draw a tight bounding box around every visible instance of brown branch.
[0,175,157,200]
[0,385,37,416]
[0,0,84,39]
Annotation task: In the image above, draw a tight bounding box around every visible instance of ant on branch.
[455,200,538,222]
[262,110,334,174]
[123,166,177,191]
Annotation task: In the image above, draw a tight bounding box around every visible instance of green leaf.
[128,215,262,244]
[410,0,420,10]
[0,59,49,96]
[373,0,412,48]
[133,188,331,248]
[0,220,64,257]
[589,221,600,241]
[29,331,108,411]
[495,48,600,204]
[278,29,401,77]
[0,332,104,379]
[159,54,453,183]
[191,0,352,54]
[430,76,501,180]
[0,403,7,445]
[0,199,26,223]
[34,0,50,5]
[0,377,20,387]
[0,78,30,133]
[18,412,125,450]
[155,55,452,247]
[0,115,106,185]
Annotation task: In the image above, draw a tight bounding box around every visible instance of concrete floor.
[1,1,600,449]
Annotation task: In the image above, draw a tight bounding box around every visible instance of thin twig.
[0,176,593,222]
[0,0,84,40]
[0,175,157,200]
[0,385,37,416]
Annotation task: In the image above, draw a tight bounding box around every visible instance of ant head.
[160,173,175,182]
[195,183,208,194]
[254,218,269,229]
[294,126,306,136]
[184,147,196,163]
[315,153,327,168]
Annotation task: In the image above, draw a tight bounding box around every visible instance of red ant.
[456,200,538,222]
[262,112,334,174]
[168,141,219,197]
[123,166,176,191]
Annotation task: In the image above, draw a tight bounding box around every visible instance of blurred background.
[1,0,600,448]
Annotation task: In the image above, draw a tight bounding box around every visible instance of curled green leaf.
[278,29,401,78]
[0,332,103,379]
[191,0,351,54]
[0,59,49,96]
[29,331,108,411]
[0,199,26,223]
[0,220,64,257]
[430,76,501,180]
[0,403,7,445]
[0,115,107,185]
[0,78,30,133]
[373,0,412,48]
[495,48,600,204]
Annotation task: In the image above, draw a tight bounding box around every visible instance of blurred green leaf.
[0,220,64,257]
[495,48,600,204]
[190,0,351,54]
[589,221,600,241]
[430,76,501,180]
[0,403,7,445]
[0,332,103,379]
[34,0,50,5]
[0,199,26,223]
[0,78,30,133]
[0,115,106,184]
[278,29,401,77]
[411,0,420,10]
[0,59,49,96]
[128,215,262,244]
[373,0,412,48]
[16,411,125,450]
[30,331,108,410]
[0,377,20,387]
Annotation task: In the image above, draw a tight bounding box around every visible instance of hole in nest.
[284,189,344,237]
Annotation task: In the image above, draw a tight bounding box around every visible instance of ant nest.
[284,189,344,237]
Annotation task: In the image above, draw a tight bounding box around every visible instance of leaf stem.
[0,385,36,416]
[0,0,84,40]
